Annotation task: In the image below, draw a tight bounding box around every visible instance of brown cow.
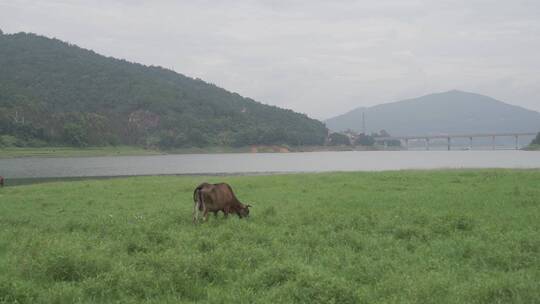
[192,182,251,223]
[0,176,4,187]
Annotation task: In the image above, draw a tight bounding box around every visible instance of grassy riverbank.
[0,146,256,158]
[0,146,163,158]
[0,145,396,158]
[1,170,539,303]
[523,144,540,151]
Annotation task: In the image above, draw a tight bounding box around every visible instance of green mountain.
[0,31,327,148]
[326,90,540,136]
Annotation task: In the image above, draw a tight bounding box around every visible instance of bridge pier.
[447,137,451,151]
[425,138,430,151]
[469,137,473,150]
[515,135,519,150]
[405,139,409,150]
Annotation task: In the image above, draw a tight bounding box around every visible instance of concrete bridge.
[374,132,538,150]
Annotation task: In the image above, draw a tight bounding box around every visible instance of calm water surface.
[1,151,539,179]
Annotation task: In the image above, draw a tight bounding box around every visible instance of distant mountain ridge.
[0,31,327,148]
[325,90,540,136]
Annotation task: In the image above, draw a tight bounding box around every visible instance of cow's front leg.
[223,206,230,218]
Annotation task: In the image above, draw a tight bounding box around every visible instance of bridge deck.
[375,132,537,141]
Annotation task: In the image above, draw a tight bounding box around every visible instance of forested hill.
[0,31,327,148]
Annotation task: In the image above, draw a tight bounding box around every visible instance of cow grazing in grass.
[0,176,4,187]
[192,182,251,223]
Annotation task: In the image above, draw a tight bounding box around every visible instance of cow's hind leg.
[202,205,209,222]
[193,201,199,223]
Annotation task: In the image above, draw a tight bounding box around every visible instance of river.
[1,150,539,179]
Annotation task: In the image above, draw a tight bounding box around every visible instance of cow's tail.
[193,186,204,211]
[193,187,199,203]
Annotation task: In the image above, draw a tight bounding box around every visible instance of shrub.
[530,132,540,145]
[355,133,375,146]
[63,123,88,147]
[0,134,17,147]
[328,132,350,146]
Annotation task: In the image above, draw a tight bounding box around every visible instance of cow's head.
[239,204,252,218]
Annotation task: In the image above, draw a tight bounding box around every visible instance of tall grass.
[1,170,539,303]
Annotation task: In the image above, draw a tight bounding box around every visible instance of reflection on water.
[1,150,539,179]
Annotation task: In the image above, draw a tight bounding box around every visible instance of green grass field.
[1,170,539,303]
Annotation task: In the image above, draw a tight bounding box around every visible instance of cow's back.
[200,183,238,211]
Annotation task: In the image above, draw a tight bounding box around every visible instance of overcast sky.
[1,0,539,119]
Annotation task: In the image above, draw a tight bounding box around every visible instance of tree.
[328,132,350,146]
[356,134,375,146]
[63,123,88,147]
[531,132,540,145]
[0,135,17,147]
[385,139,402,147]
[378,129,391,137]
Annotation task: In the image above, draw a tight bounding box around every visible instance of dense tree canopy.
[0,32,328,148]
[328,132,350,146]
[355,134,375,146]
[531,132,540,146]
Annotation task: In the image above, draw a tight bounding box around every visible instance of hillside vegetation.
[525,132,540,150]
[326,90,540,136]
[1,170,539,303]
[0,31,327,148]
